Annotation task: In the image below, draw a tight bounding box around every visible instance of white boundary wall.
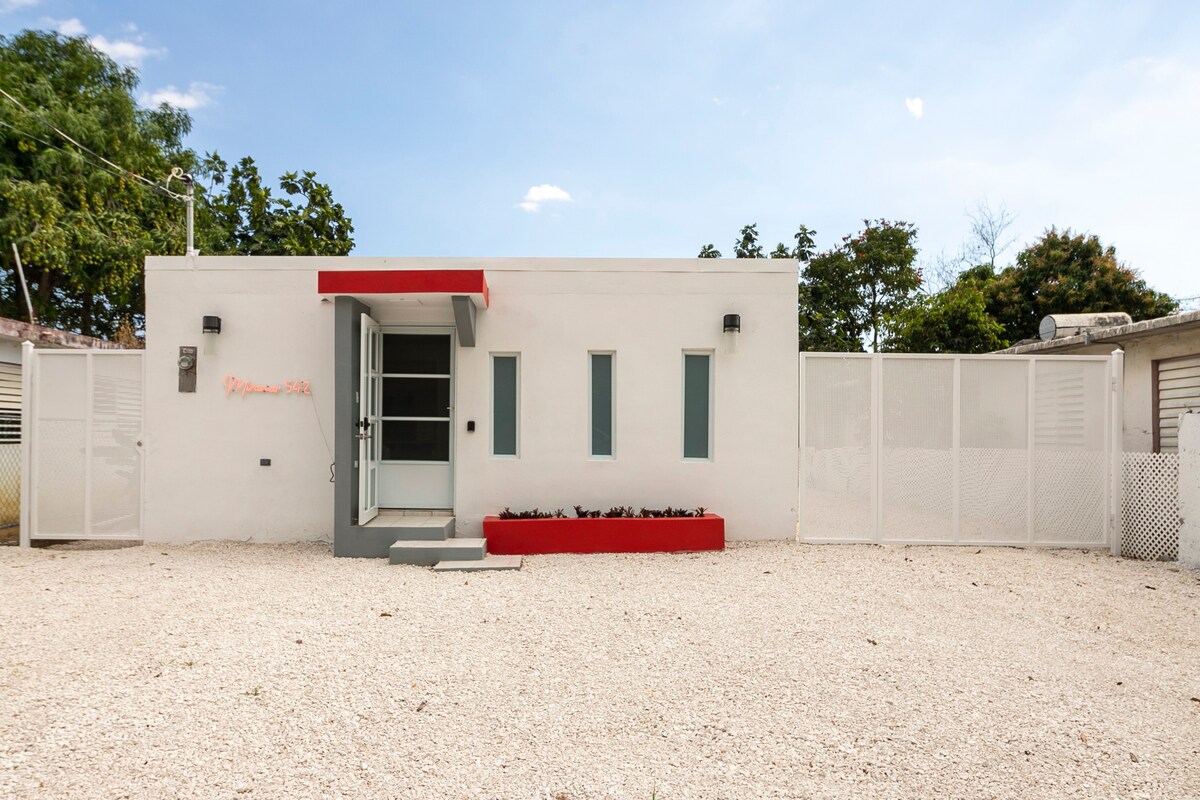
[1178,413,1200,568]
[799,352,1123,549]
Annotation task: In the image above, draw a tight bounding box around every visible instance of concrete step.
[366,515,455,541]
[389,537,486,566]
[432,555,522,572]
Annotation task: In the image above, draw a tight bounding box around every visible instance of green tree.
[793,224,817,262]
[982,228,1177,342]
[769,242,792,258]
[847,219,921,352]
[884,284,1007,353]
[0,30,194,336]
[697,243,721,258]
[734,223,763,258]
[798,248,864,351]
[198,153,354,256]
[797,219,920,352]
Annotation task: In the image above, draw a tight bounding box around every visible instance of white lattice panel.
[1121,452,1179,561]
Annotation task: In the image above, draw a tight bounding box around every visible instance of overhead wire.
[0,85,185,201]
[0,117,183,202]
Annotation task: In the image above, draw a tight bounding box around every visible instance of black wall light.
[723,313,741,333]
[202,315,222,334]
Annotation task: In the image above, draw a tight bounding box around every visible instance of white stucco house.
[136,256,799,562]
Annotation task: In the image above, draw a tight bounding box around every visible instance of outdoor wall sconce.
[723,313,741,333]
[202,315,221,356]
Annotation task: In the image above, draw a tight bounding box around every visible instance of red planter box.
[483,514,725,555]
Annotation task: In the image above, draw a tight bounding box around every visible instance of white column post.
[1179,413,1200,568]
[1109,350,1124,556]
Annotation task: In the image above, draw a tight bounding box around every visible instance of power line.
[0,117,181,201]
[0,85,184,201]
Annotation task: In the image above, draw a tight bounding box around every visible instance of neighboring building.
[998,311,1200,452]
[141,257,799,555]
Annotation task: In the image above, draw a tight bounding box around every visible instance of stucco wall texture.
[1178,413,1200,569]
[142,257,799,544]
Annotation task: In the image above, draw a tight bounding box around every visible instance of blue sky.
[2,0,1198,298]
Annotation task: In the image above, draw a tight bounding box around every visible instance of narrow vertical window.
[590,352,614,457]
[492,354,519,456]
[683,353,711,460]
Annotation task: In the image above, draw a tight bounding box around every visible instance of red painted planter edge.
[483,513,725,555]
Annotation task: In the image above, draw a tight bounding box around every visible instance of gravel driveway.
[2,541,1198,799]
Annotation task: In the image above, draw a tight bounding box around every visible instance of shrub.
[496,506,709,519]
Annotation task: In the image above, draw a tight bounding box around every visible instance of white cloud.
[517,184,573,212]
[0,0,41,13]
[89,33,165,67]
[141,81,221,110]
[905,97,924,119]
[52,17,85,36]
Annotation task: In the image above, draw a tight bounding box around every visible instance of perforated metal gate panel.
[800,356,872,540]
[800,353,1118,548]
[23,349,143,541]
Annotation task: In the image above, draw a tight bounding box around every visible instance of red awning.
[317,269,489,307]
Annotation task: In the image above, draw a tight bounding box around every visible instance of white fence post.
[18,341,33,548]
[1110,350,1124,556]
[951,356,961,541]
[796,352,805,542]
[871,354,882,542]
[1026,358,1037,544]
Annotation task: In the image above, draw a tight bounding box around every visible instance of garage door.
[1155,354,1200,452]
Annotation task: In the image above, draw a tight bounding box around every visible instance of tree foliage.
[734,223,763,258]
[0,29,356,339]
[979,228,1177,343]
[198,153,354,256]
[697,243,720,258]
[798,248,863,351]
[798,219,920,352]
[884,284,1006,353]
[0,30,193,336]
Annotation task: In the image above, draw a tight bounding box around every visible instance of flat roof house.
[139,257,800,561]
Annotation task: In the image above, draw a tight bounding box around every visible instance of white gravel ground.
[1,541,1198,800]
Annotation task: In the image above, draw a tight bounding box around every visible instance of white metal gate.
[799,352,1122,550]
[19,343,144,544]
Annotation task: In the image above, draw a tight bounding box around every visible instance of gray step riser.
[388,525,455,541]
[389,542,486,566]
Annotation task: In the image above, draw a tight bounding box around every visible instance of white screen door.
[358,313,382,524]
